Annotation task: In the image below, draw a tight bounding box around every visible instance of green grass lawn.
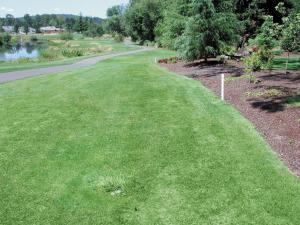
[273,56,300,70]
[0,36,138,73]
[1,50,300,224]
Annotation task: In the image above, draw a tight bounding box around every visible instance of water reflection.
[0,43,40,61]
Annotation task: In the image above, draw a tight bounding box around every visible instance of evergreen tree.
[75,13,87,33]
[177,0,238,61]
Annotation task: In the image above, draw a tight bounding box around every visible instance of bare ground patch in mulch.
[160,59,300,177]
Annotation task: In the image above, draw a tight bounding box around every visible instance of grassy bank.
[0,50,300,224]
[0,34,138,73]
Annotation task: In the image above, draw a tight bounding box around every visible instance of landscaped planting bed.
[160,59,300,176]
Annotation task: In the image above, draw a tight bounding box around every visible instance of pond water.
[0,43,41,61]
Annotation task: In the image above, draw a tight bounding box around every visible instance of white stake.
[155,57,157,63]
[221,73,225,101]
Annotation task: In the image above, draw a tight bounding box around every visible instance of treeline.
[104,0,300,61]
[0,14,104,37]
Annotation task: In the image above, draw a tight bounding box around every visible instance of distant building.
[19,27,36,34]
[40,26,64,34]
[2,26,14,33]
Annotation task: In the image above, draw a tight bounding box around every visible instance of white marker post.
[155,57,157,63]
[221,73,225,101]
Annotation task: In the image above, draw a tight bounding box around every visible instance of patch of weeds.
[40,48,61,60]
[288,139,295,145]
[89,46,112,54]
[11,58,36,64]
[61,48,84,57]
[85,173,126,196]
[158,57,180,64]
[225,74,251,82]
[245,89,284,97]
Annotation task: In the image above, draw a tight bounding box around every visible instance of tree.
[104,5,126,35]
[5,14,15,26]
[24,24,29,34]
[32,15,42,32]
[125,0,162,43]
[252,16,279,71]
[65,18,76,32]
[24,14,32,27]
[104,15,125,35]
[177,0,238,61]
[281,12,300,72]
[75,13,88,33]
[106,5,124,17]
[155,0,193,49]
[13,20,21,33]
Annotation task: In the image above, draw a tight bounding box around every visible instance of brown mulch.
[160,59,300,177]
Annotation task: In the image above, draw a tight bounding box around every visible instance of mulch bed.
[160,59,300,177]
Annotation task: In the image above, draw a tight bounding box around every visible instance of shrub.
[14,58,35,64]
[243,53,263,72]
[30,36,38,42]
[243,53,263,83]
[113,34,124,43]
[217,55,229,64]
[10,35,21,45]
[0,33,12,46]
[59,32,74,41]
[61,48,84,57]
[144,40,155,47]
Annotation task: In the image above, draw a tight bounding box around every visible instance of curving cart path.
[0,48,152,84]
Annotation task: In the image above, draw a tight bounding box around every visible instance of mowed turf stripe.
[0,50,300,225]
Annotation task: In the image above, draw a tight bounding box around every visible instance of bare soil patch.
[160,59,300,177]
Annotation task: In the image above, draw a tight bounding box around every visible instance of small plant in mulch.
[243,53,263,83]
[217,55,230,64]
[245,88,284,97]
[158,57,180,64]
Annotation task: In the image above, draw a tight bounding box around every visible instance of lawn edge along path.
[0,48,152,84]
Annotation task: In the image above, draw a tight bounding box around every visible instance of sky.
[0,0,129,18]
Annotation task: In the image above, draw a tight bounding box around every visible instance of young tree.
[253,16,279,71]
[281,13,300,72]
[177,0,238,61]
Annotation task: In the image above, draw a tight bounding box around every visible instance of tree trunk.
[285,52,289,74]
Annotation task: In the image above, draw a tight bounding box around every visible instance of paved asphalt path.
[0,48,152,84]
